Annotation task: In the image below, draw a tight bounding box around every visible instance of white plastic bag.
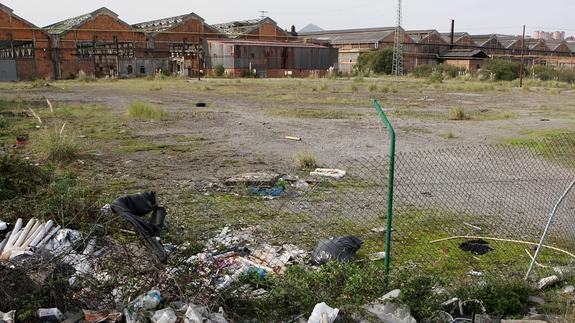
[307,302,339,323]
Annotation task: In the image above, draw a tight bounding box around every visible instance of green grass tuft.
[127,101,168,120]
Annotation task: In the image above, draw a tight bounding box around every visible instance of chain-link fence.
[185,103,575,288]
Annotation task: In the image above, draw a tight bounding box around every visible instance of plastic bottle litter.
[142,288,162,310]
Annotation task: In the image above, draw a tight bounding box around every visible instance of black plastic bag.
[312,236,363,265]
[111,192,168,264]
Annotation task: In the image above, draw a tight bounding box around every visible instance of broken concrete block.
[224,173,281,187]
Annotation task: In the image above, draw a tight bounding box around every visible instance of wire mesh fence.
[187,115,575,287]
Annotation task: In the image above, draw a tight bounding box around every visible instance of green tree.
[356,48,394,74]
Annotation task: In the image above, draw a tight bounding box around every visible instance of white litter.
[310,168,346,179]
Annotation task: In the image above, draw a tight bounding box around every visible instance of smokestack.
[450,19,455,48]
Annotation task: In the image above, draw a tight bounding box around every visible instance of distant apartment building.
[533,30,565,41]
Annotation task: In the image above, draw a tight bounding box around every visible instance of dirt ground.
[1,77,574,190]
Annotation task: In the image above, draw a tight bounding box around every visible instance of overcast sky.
[2,0,574,36]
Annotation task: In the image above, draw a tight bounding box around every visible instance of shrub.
[429,71,444,83]
[412,64,434,78]
[127,101,168,120]
[484,59,522,81]
[533,65,558,81]
[37,126,79,162]
[214,64,225,77]
[368,84,378,92]
[0,153,50,200]
[437,64,464,79]
[356,48,394,74]
[454,278,530,316]
[294,152,317,170]
[449,105,466,120]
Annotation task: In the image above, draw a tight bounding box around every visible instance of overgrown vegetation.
[36,126,79,162]
[356,48,394,74]
[127,101,168,120]
[483,59,522,81]
[0,153,50,200]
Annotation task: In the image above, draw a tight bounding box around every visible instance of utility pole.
[520,25,526,88]
[392,0,404,76]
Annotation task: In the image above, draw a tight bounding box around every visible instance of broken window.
[140,66,146,74]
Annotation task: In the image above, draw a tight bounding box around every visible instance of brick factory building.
[0,4,52,80]
[2,2,575,80]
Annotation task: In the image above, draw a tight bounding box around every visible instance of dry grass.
[449,105,467,120]
[294,151,317,170]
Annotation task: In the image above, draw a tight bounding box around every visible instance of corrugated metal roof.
[207,39,328,48]
[210,18,266,38]
[44,7,119,35]
[497,36,521,48]
[439,32,471,44]
[299,27,396,45]
[440,49,488,58]
[545,40,569,51]
[133,13,204,33]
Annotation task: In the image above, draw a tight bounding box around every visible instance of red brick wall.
[54,13,137,79]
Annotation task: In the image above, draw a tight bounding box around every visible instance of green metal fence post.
[371,99,396,275]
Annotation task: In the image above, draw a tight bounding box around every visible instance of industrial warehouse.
[1,3,575,80]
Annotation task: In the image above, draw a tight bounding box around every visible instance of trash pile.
[184,226,308,291]
[0,218,61,260]
[0,187,371,322]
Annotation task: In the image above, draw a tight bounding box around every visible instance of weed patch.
[127,101,168,120]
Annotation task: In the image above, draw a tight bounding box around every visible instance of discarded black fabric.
[312,236,363,265]
[459,239,493,255]
[111,192,168,263]
[196,102,206,107]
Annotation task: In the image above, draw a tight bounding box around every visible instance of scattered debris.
[285,136,302,141]
[369,251,386,261]
[0,310,15,323]
[111,192,168,263]
[83,310,122,322]
[15,135,28,147]
[469,270,484,277]
[0,220,6,232]
[224,172,281,187]
[37,308,65,322]
[195,102,206,107]
[540,119,550,122]
[363,290,416,323]
[536,275,560,290]
[151,308,177,323]
[312,236,363,265]
[463,222,482,231]
[126,288,162,323]
[459,239,493,255]
[310,168,346,179]
[308,302,339,323]
[563,285,574,293]
[527,296,545,305]
[370,227,392,234]
[184,304,228,323]
[248,186,284,197]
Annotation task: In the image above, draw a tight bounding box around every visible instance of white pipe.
[14,218,36,247]
[36,226,60,249]
[0,231,11,252]
[26,221,43,241]
[4,230,22,251]
[5,218,22,247]
[22,222,44,249]
[30,221,53,248]
[525,178,575,280]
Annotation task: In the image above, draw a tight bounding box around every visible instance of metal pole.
[525,178,575,280]
[372,99,396,275]
[520,25,526,88]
